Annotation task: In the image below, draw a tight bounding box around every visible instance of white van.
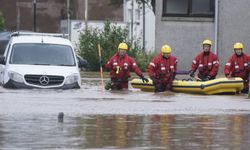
[0,32,82,89]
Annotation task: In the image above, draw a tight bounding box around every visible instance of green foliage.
[0,11,5,31]
[79,21,155,71]
[133,49,156,72]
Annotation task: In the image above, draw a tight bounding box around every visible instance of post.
[131,0,134,48]
[33,0,36,32]
[16,0,20,30]
[98,43,104,90]
[85,0,88,30]
[67,0,70,40]
[142,0,145,51]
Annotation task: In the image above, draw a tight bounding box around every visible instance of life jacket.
[198,53,214,72]
[158,57,175,78]
[105,53,142,79]
[231,54,249,75]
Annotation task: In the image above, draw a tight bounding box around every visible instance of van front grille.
[24,75,64,86]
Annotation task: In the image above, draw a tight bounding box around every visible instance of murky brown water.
[0,77,250,149]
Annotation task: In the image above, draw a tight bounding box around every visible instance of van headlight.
[8,72,24,83]
[65,73,79,85]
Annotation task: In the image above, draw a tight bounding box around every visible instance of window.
[163,0,215,17]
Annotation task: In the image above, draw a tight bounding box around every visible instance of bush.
[79,21,155,71]
[0,11,5,31]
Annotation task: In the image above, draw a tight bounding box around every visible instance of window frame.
[162,0,215,18]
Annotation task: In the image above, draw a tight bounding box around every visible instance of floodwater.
[0,77,250,149]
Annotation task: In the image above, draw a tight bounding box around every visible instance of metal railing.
[11,32,69,38]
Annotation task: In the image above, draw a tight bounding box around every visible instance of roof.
[10,35,72,46]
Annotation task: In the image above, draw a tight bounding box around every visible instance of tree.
[0,11,5,31]
[79,21,129,71]
[78,21,155,71]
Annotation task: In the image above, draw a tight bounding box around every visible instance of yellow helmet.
[118,42,128,51]
[233,42,243,49]
[202,39,212,46]
[161,44,172,54]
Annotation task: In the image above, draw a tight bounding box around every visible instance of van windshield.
[9,43,76,66]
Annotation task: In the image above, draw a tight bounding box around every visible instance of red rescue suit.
[224,53,250,93]
[148,54,177,92]
[104,53,142,90]
[191,51,219,80]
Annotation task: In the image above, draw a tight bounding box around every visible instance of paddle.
[176,70,202,81]
[98,43,105,90]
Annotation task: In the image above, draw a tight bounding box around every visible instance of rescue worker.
[104,42,148,90]
[148,44,177,92]
[224,42,250,93]
[190,39,219,81]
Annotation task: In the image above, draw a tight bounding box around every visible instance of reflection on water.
[0,114,245,149]
[70,114,250,149]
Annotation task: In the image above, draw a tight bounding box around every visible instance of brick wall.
[0,0,123,32]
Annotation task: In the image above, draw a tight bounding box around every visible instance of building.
[0,0,123,32]
[123,0,155,51]
[0,0,155,52]
[0,0,66,32]
[155,0,250,71]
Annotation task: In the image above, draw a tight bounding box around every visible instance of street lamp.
[85,0,88,30]
[33,0,37,32]
[142,1,145,52]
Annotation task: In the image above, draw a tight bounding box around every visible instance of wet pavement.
[0,77,250,149]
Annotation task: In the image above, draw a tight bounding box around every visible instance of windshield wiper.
[57,64,74,66]
[32,63,51,65]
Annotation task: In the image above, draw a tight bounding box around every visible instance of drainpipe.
[131,0,134,48]
[123,0,126,22]
[214,0,219,55]
[142,0,145,52]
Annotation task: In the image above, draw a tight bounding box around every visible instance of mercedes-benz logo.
[39,76,50,86]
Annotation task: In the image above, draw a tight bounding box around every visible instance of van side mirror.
[0,55,6,65]
[77,55,88,68]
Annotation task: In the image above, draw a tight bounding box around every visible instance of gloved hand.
[247,62,250,67]
[105,80,112,90]
[115,66,121,74]
[243,74,249,81]
[190,70,195,78]
[99,59,103,65]
[151,76,156,86]
[140,75,149,83]
[203,75,210,81]
[170,74,175,80]
[99,59,103,66]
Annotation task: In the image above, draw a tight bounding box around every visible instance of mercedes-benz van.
[0,32,81,89]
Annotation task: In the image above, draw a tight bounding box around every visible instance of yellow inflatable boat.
[130,77,244,95]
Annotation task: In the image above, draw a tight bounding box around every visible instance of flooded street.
[0,77,250,149]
